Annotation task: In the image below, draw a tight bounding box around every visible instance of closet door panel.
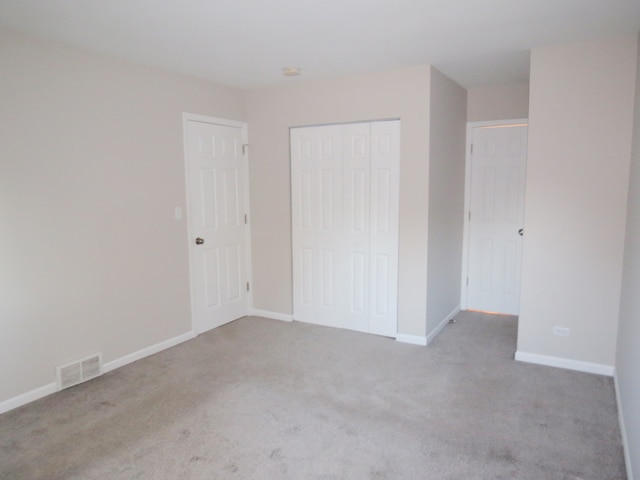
[369,121,400,337]
[291,134,317,324]
[342,123,371,332]
[291,121,399,338]
[291,126,344,327]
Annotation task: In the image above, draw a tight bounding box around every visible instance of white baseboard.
[0,330,197,415]
[0,382,57,415]
[395,334,427,346]
[249,309,293,322]
[103,330,196,373]
[515,351,614,377]
[614,371,634,480]
[426,305,460,345]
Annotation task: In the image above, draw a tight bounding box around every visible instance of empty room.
[1,1,640,479]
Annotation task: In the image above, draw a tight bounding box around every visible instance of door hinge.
[468,211,471,221]
[244,214,248,224]
[466,277,469,286]
[242,144,249,155]
[470,143,474,154]
[246,282,250,292]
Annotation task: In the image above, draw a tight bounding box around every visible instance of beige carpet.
[0,311,626,479]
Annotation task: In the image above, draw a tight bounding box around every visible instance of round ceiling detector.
[282,67,301,77]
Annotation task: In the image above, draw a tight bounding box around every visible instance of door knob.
[518,229,524,236]
[195,237,205,245]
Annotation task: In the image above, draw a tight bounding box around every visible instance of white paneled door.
[467,124,528,315]
[185,117,249,334]
[291,121,399,337]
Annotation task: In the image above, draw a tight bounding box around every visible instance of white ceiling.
[1,0,639,90]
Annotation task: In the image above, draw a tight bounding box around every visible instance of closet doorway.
[290,120,400,337]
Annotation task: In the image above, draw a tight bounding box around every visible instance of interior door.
[466,124,528,315]
[185,118,249,333]
[291,120,399,337]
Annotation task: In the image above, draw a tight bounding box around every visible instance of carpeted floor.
[0,311,626,479]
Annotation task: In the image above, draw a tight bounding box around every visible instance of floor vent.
[56,354,103,391]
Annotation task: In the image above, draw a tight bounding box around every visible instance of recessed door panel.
[222,168,240,227]
[301,248,314,305]
[199,169,217,228]
[372,169,391,234]
[321,250,334,308]
[351,170,368,233]
[320,170,335,231]
[204,248,220,308]
[298,170,313,230]
[350,251,367,313]
[372,254,389,316]
[225,244,241,302]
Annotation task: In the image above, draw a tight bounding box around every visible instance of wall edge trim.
[0,330,197,414]
[396,334,427,346]
[426,305,460,345]
[0,383,57,415]
[249,309,294,322]
[614,371,634,480]
[514,351,614,376]
[103,330,196,373]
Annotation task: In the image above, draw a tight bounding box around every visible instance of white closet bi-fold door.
[291,120,400,337]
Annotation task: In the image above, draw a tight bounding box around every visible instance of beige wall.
[245,66,432,337]
[467,82,529,122]
[0,29,245,403]
[616,31,640,480]
[518,36,637,367]
[6,23,637,419]
[426,68,467,334]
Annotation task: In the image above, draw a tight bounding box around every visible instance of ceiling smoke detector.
[282,67,301,77]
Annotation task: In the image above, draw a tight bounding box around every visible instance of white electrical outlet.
[553,326,570,337]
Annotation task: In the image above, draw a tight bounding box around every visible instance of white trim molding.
[103,330,196,373]
[249,309,294,322]
[0,383,57,415]
[614,372,634,480]
[0,330,197,415]
[396,334,428,346]
[427,305,460,345]
[515,351,614,376]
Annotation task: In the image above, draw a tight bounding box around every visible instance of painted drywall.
[0,29,245,403]
[615,30,640,480]
[426,68,467,334]
[244,66,431,337]
[467,83,529,122]
[517,36,637,368]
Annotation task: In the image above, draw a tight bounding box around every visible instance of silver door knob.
[518,229,524,236]
[195,237,205,245]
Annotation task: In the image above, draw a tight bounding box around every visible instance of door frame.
[460,118,528,311]
[182,113,253,334]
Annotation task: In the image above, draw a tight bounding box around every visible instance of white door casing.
[463,120,528,315]
[184,114,251,334]
[291,120,399,337]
